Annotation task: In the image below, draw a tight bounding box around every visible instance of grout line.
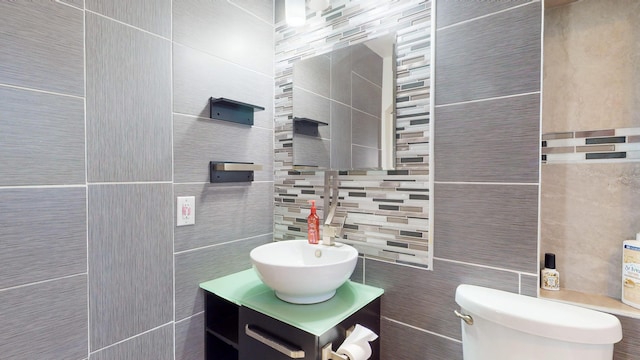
[537,0,545,300]
[0,83,84,100]
[54,0,83,11]
[436,1,539,32]
[172,42,274,79]
[0,184,86,190]
[0,273,87,294]
[87,181,173,186]
[434,256,538,277]
[85,10,171,41]
[172,111,275,132]
[352,70,383,90]
[175,310,205,324]
[83,4,91,356]
[433,181,539,186]
[174,233,274,255]
[174,180,275,186]
[434,91,541,109]
[364,256,431,272]
[170,0,177,358]
[89,321,173,356]
[428,0,437,272]
[226,0,274,26]
[382,316,462,344]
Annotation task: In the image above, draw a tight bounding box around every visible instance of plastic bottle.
[622,233,640,310]
[307,200,320,244]
[541,253,560,291]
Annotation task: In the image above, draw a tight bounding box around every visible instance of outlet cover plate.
[177,196,195,226]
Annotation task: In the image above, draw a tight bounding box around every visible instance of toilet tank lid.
[455,284,622,344]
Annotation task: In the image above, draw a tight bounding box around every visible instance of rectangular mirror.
[291,34,396,170]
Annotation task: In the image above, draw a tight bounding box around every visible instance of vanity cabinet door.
[239,307,319,360]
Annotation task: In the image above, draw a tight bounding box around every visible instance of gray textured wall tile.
[88,184,173,349]
[352,146,380,169]
[352,110,381,149]
[0,1,83,96]
[366,258,519,340]
[175,314,205,360]
[86,13,172,183]
[174,235,272,321]
[0,276,87,359]
[434,94,540,183]
[91,324,173,360]
[381,317,463,360]
[434,183,539,273]
[0,87,85,186]
[293,135,331,168]
[86,0,171,37]
[230,0,274,24]
[331,47,352,105]
[352,74,382,117]
[521,274,539,297]
[330,101,352,169]
[434,2,541,105]
[293,87,332,130]
[174,182,274,252]
[0,187,86,290]
[351,257,364,283]
[172,44,274,130]
[173,114,274,183]
[436,0,534,29]
[352,43,383,87]
[294,54,330,98]
[173,0,274,76]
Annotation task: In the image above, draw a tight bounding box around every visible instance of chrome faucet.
[322,170,340,246]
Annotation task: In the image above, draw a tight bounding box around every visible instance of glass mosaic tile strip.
[542,127,640,164]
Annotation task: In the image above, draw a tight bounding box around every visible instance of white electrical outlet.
[177,196,195,226]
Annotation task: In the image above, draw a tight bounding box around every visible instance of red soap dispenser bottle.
[307,200,320,244]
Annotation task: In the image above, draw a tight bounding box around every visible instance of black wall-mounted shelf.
[293,117,328,137]
[210,98,265,126]
[210,162,262,183]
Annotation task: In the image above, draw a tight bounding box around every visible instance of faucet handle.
[322,224,339,246]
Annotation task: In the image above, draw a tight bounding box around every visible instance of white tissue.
[336,324,378,360]
[337,342,371,360]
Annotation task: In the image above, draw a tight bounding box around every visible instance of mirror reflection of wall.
[292,36,395,170]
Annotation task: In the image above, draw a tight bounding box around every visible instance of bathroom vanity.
[199,269,383,360]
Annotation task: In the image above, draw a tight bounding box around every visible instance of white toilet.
[455,284,623,360]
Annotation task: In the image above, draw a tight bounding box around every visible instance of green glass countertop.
[199,268,384,336]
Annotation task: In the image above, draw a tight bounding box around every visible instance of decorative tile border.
[274,0,431,267]
[542,127,640,164]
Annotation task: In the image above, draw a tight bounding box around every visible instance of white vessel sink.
[250,240,358,304]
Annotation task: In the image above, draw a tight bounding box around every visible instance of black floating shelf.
[209,161,262,183]
[209,97,265,126]
[293,117,328,137]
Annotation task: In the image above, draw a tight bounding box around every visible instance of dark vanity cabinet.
[201,269,383,360]
[204,292,240,360]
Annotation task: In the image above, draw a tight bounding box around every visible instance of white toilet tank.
[455,284,623,360]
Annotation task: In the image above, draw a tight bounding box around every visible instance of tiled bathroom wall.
[0,1,273,358]
[542,0,640,357]
[275,0,542,358]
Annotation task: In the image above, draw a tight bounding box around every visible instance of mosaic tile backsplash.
[274,0,431,267]
[542,127,640,163]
